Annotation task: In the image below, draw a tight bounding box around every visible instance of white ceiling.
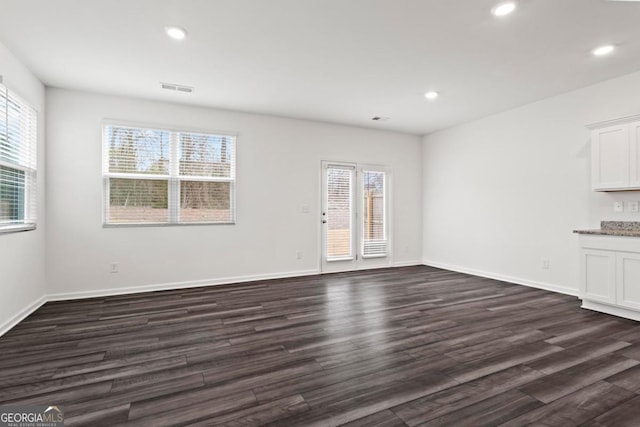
[0,0,639,135]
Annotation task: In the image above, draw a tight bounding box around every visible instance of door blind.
[326,166,354,260]
[362,170,387,257]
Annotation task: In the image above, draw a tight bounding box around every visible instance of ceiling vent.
[161,82,194,93]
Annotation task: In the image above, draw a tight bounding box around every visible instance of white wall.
[0,42,46,333]
[46,89,422,297]
[423,70,640,295]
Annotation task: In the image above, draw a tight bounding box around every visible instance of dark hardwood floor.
[2,265,640,426]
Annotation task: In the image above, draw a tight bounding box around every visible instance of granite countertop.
[574,221,640,237]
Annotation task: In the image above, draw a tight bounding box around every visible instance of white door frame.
[321,161,357,273]
[320,160,392,273]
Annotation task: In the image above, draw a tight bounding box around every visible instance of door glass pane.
[326,167,353,260]
[363,170,387,257]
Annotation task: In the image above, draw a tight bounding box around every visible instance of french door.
[321,161,390,273]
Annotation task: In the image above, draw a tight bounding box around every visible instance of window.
[0,82,37,233]
[103,123,236,225]
[362,169,387,257]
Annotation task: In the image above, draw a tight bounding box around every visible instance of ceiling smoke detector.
[161,82,194,93]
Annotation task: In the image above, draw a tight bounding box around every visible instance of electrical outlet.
[300,205,310,214]
[296,251,303,260]
[541,259,550,270]
[628,201,639,213]
[110,262,119,273]
[614,201,624,213]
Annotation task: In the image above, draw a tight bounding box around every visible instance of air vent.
[371,116,389,121]
[161,82,194,93]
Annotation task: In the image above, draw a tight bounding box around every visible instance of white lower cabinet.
[579,236,640,321]
[617,252,640,310]
[581,249,616,305]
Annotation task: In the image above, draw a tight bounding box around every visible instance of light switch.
[629,201,640,213]
[300,204,310,214]
[614,201,624,213]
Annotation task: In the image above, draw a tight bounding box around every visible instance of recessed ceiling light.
[165,26,187,40]
[425,91,439,100]
[492,2,517,16]
[592,45,615,56]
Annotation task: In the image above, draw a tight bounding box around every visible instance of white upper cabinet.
[590,117,640,191]
[592,124,629,190]
[631,121,640,188]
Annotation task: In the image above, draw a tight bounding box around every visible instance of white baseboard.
[581,300,640,321]
[422,259,578,297]
[0,295,47,337]
[47,269,321,301]
[393,260,423,267]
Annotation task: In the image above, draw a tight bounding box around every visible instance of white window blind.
[362,169,387,257]
[0,82,37,232]
[326,166,354,260]
[103,124,236,225]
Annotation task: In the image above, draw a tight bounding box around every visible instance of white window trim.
[0,80,38,234]
[102,120,237,227]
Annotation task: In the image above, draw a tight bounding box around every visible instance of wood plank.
[341,409,407,427]
[519,354,639,403]
[392,365,543,426]
[186,394,310,426]
[499,381,635,427]
[414,388,541,427]
[582,395,640,427]
[124,390,256,426]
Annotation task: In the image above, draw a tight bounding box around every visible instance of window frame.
[0,81,38,235]
[102,120,237,227]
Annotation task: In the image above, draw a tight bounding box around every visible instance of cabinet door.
[630,121,640,188]
[580,249,616,304]
[616,252,640,310]
[592,125,629,191]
